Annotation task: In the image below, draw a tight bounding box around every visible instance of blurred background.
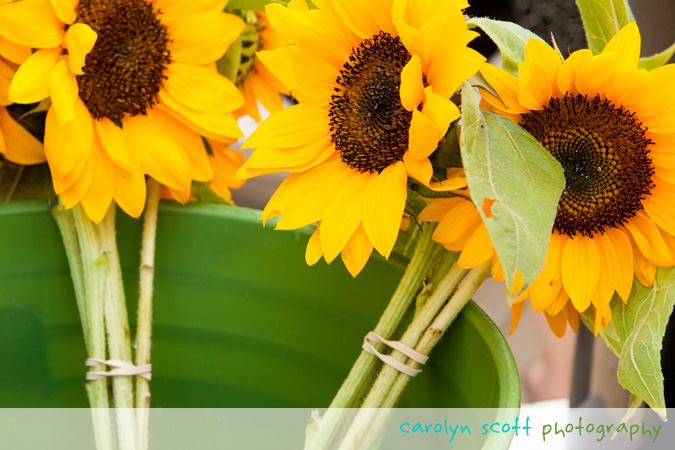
[230,0,675,408]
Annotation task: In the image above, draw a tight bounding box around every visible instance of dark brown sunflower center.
[329,32,412,173]
[520,94,654,237]
[75,0,171,121]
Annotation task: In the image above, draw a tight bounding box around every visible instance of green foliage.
[586,268,675,420]
[0,158,54,202]
[226,0,289,10]
[430,122,462,169]
[639,41,675,71]
[467,18,544,77]
[459,83,564,298]
[217,34,243,83]
[575,0,635,54]
[190,182,233,206]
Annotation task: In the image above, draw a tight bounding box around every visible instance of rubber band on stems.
[362,331,428,377]
[86,358,152,381]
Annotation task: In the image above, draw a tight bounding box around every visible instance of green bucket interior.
[0,200,519,408]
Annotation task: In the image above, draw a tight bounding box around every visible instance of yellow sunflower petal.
[122,109,192,192]
[362,161,407,258]
[623,214,673,267]
[0,36,31,64]
[243,104,330,149]
[457,223,493,269]
[80,143,116,224]
[320,171,371,263]
[44,100,94,183]
[49,0,77,25]
[94,118,141,172]
[271,158,347,229]
[544,310,568,338]
[632,243,657,287]
[421,86,458,140]
[601,22,640,70]
[528,233,565,312]
[426,47,485,99]
[574,52,618,97]
[49,58,79,126]
[510,300,525,334]
[164,62,243,113]
[399,53,424,111]
[0,0,64,48]
[593,232,621,311]
[408,108,439,160]
[419,197,462,222]
[241,134,333,172]
[517,39,561,109]
[332,0,395,39]
[491,254,505,282]
[605,68,652,113]
[114,169,146,219]
[153,0,228,20]
[151,108,213,182]
[431,199,482,250]
[480,64,529,114]
[402,150,432,185]
[560,235,600,312]
[341,225,375,277]
[256,47,338,107]
[265,4,358,68]
[0,108,45,164]
[63,23,97,75]
[9,47,61,104]
[59,152,95,210]
[556,49,592,95]
[545,288,571,317]
[167,12,245,64]
[565,303,580,333]
[305,225,324,266]
[157,95,243,142]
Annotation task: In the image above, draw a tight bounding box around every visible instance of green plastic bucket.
[0,200,519,409]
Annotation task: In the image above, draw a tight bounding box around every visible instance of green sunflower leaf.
[459,83,564,299]
[575,0,635,55]
[592,268,675,420]
[466,18,544,77]
[226,0,289,11]
[639,41,675,71]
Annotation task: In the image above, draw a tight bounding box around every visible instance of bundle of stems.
[305,223,492,450]
[51,179,161,450]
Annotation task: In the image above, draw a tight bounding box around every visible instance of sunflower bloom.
[0,0,246,222]
[424,23,675,336]
[0,40,44,165]
[237,0,484,276]
[234,11,290,122]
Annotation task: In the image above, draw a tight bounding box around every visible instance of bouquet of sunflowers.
[1,0,674,448]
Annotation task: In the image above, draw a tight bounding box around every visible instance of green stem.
[305,222,443,450]
[359,262,469,409]
[135,178,161,450]
[51,201,88,350]
[72,204,114,450]
[98,206,137,450]
[415,250,459,314]
[338,261,492,450]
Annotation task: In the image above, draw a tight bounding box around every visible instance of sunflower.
[0,0,246,222]
[0,40,44,165]
[208,139,245,203]
[423,23,675,336]
[233,11,290,122]
[236,0,484,276]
